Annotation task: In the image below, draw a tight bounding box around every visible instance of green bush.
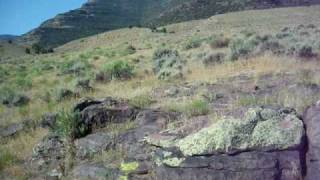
[54,110,87,139]
[0,86,30,106]
[186,99,210,117]
[0,66,9,82]
[229,34,260,61]
[183,38,202,50]
[129,95,153,108]
[152,49,184,80]
[15,74,33,89]
[59,59,91,76]
[99,60,134,81]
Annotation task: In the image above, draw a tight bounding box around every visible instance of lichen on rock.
[176,107,304,156]
[163,157,186,167]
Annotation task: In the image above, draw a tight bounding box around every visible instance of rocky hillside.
[1,5,320,180]
[20,0,320,48]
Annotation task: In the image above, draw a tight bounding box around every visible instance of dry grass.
[186,54,320,82]
[1,128,48,160]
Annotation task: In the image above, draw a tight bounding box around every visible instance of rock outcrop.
[146,107,306,180]
[31,97,318,179]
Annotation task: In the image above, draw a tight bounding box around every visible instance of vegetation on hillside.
[1,5,320,179]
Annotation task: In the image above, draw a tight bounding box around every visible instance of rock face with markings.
[32,96,320,179]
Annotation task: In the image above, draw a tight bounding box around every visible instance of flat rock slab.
[155,151,302,180]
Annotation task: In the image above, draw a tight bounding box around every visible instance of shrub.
[0,86,30,106]
[297,44,315,58]
[0,66,9,82]
[59,59,91,76]
[32,43,47,54]
[15,74,33,89]
[259,39,285,55]
[186,99,209,117]
[54,88,76,102]
[229,34,260,61]
[54,110,87,139]
[75,78,93,91]
[202,52,225,66]
[183,38,202,50]
[99,60,134,81]
[119,45,136,56]
[209,35,230,49]
[129,95,153,108]
[25,48,31,54]
[152,49,184,80]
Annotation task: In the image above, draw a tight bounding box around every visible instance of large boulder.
[303,102,320,180]
[148,107,304,156]
[146,107,306,180]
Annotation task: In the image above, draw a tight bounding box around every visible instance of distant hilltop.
[19,0,320,48]
[0,35,18,42]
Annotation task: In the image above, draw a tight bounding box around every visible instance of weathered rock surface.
[146,107,306,180]
[30,135,65,179]
[155,151,302,180]
[303,102,320,180]
[30,97,310,180]
[177,107,304,156]
[0,119,33,138]
[71,163,117,180]
[75,132,113,159]
[76,97,138,135]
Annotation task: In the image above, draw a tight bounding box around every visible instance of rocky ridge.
[20,0,320,48]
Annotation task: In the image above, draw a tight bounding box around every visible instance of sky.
[0,0,86,35]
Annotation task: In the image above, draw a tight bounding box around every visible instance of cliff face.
[20,0,320,48]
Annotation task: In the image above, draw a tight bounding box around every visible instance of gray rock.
[303,102,320,180]
[71,163,117,180]
[30,135,65,178]
[40,113,58,129]
[75,132,113,159]
[155,151,302,180]
[78,97,138,133]
[0,119,33,138]
[0,123,24,137]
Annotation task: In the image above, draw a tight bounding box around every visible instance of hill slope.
[20,0,320,48]
[1,5,320,180]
